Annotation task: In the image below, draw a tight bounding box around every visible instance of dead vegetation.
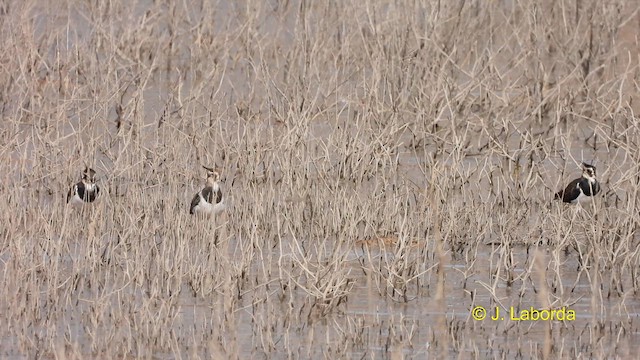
[1,0,640,358]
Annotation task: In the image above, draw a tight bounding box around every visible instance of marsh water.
[2,0,640,359]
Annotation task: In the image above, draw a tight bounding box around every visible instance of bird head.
[203,165,221,183]
[581,163,596,180]
[82,167,97,183]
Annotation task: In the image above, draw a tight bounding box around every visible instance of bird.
[190,166,225,216]
[554,163,600,203]
[67,167,100,205]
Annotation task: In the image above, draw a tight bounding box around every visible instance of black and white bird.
[554,163,600,203]
[190,166,225,216]
[67,167,100,205]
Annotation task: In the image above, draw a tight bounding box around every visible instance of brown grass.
[1,0,640,358]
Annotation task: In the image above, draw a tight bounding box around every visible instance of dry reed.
[1,0,639,358]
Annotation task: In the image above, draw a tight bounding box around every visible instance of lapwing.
[67,167,100,205]
[554,163,600,203]
[190,166,225,216]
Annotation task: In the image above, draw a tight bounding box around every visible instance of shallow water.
[2,0,640,358]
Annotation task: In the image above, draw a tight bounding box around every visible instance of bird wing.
[189,192,201,214]
[77,183,87,201]
[555,178,580,202]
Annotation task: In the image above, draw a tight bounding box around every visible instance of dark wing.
[76,183,86,202]
[555,178,580,203]
[189,191,201,214]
